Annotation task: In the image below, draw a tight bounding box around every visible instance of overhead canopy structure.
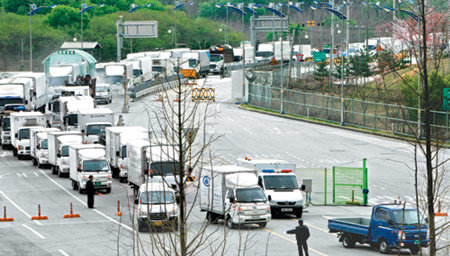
[42,50,97,77]
[60,42,102,50]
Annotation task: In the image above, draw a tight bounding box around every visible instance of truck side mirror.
[116,151,119,157]
[77,164,82,172]
[57,153,61,158]
[229,197,235,203]
[425,217,428,224]
[81,129,85,133]
[301,185,306,191]
[388,219,394,226]
[268,195,272,201]
[37,145,40,150]
[15,134,18,138]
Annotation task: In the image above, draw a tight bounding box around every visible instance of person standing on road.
[86,175,95,208]
[287,219,310,256]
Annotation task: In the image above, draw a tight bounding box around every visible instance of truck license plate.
[252,216,260,219]
[414,240,420,245]
[94,182,101,186]
[281,208,293,212]
[153,221,163,226]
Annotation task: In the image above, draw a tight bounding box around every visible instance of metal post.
[417,18,421,138]
[129,7,133,53]
[174,9,177,47]
[280,7,285,114]
[81,6,84,51]
[29,5,32,71]
[324,168,327,205]
[241,7,246,104]
[329,0,335,88]
[340,18,344,125]
[117,16,122,62]
[226,7,229,44]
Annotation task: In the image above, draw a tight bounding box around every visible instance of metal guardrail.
[128,74,184,99]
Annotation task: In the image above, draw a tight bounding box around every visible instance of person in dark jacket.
[287,219,310,256]
[86,175,95,208]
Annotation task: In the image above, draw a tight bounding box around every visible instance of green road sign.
[443,88,450,111]
[313,52,327,62]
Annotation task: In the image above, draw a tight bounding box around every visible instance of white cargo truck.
[60,96,96,131]
[95,84,113,104]
[47,131,82,177]
[105,126,148,182]
[1,115,11,149]
[69,144,112,193]
[10,112,45,159]
[30,128,59,168]
[127,139,180,201]
[238,158,304,218]
[136,182,179,232]
[180,51,210,78]
[255,43,273,63]
[199,165,271,229]
[78,108,114,144]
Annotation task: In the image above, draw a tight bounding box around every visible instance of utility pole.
[29,5,33,71]
[117,16,123,62]
[329,0,335,88]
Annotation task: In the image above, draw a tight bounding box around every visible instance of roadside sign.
[376,45,383,51]
[270,57,279,65]
[295,54,304,62]
[313,52,327,62]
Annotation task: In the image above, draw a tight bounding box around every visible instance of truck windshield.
[236,188,267,203]
[153,66,163,73]
[86,124,112,136]
[96,86,108,92]
[150,161,180,176]
[0,98,23,107]
[210,54,223,62]
[67,114,78,126]
[256,51,272,58]
[48,76,68,87]
[83,160,109,172]
[1,118,10,131]
[263,175,299,190]
[188,59,197,68]
[121,146,127,158]
[140,191,175,204]
[18,129,30,140]
[41,139,48,150]
[61,146,69,157]
[393,209,420,225]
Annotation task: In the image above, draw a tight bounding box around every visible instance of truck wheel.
[378,238,390,254]
[258,222,267,228]
[207,212,219,224]
[13,150,17,157]
[342,233,355,248]
[52,166,57,175]
[226,216,237,229]
[410,247,420,255]
[105,188,111,193]
[119,177,127,183]
[57,168,63,178]
[72,180,78,190]
[17,154,22,160]
[138,220,147,232]
[33,158,37,166]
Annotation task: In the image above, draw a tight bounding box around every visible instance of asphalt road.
[0,75,448,256]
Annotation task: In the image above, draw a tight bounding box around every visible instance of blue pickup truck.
[328,204,428,254]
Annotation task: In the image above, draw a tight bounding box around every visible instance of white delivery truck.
[11,72,47,112]
[69,144,112,193]
[127,139,180,201]
[255,43,274,63]
[78,108,114,144]
[136,182,179,232]
[238,158,304,218]
[1,115,11,149]
[152,52,174,77]
[123,56,153,85]
[200,165,271,229]
[0,81,28,113]
[180,51,210,78]
[95,84,112,104]
[10,112,46,159]
[105,126,148,182]
[30,128,59,168]
[166,48,191,60]
[60,95,96,131]
[96,62,133,86]
[274,40,291,62]
[48,131,82,177]
[293,45,312,62]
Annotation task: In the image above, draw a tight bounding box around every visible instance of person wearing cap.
[287,219,310,256]
[86,175,95,208]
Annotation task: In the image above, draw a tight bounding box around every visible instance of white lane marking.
[22,173,28,178]
[16,173,23,178]
[34,172,39,177]
[59,249,70,256]
[22,224,46,239]
[215,97,230,113]
[242,127,254,135]
[0,190,42,226]
[273,128,282,135]
[38,169,133,232]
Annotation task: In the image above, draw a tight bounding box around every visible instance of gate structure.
[332,158,368,206]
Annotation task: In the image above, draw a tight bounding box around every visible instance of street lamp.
[28,4,56,72]
[128,3,151,53]
[215,3,231,45]
[173,1,193,47]
[80,3,105,51]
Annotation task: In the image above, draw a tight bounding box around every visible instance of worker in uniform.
[86,175,95,208]
[287,219,310,256]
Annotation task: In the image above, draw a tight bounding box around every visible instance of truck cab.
[69,144,112,193]
[78,108,114,144]
[95,84,112,104]
[239,158,304,218]
[30,128,58,168]
[328,204,429,254]
[137,182,179,232]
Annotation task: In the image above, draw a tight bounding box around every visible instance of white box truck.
[78,108,114,144]
[60,96,96,131]
[105,126,148,181]
[199,165,271,229]
[136,182,179,232]
[1,115,11,149]
[30,128,59,168]
[127,139,180,201]
[10,112,45,159]
[69,144,112,193]
[180,51,210,78]
[238,158,304,218]
[47,131,82,177]
[255,43,274,63]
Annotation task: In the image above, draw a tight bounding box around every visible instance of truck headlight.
[398,231,406,240]
[18,145,23,150]
[266,206,271,214]
[107,175,112,181]
[169,208,178,216]
[237,207,244,215]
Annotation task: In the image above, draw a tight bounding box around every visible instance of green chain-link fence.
[333,159,368,206]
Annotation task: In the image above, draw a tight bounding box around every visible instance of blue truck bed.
[328,218,371,237]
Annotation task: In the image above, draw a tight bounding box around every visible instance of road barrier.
[31,204,48,220]
[192,88,215,102]
[436,201,448,217]
[0,206,14,222]
[116,200,122,216]
[63,203,80,218]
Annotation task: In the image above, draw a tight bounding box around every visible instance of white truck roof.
[10,111,44,118]
[78,108,113,115]
[206,165,258,188]
[79,148,105,160]
[58,135,83,145]
[139,181,175,193]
